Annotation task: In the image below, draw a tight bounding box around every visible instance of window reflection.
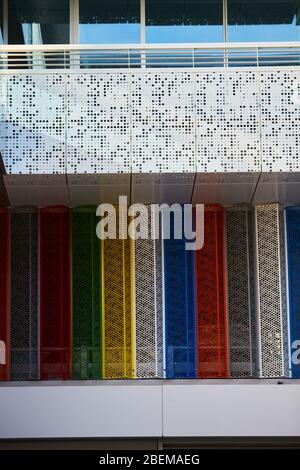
[228,0,300,42]
[79,0,140,44]
[146,0,223,43]
[8,0,70,45]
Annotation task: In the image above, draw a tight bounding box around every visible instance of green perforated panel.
[72,206,102,379]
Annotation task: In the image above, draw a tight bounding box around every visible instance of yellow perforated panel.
[102,207,135,379]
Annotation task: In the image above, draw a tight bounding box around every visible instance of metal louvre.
[72,206,102,380]
[285,206,300,378]
[102,207,134,379]
[226,206,257,378]
[10,206,38,380]
[0,208,9,381]
[255,204,290,378]
[196,205,228,378]
[40,206,71,380]
[163,208,197,379]
[134,205,164,379]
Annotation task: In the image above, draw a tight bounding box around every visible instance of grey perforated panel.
[10,206,38,380]
[67,73,130,174]
[226,206,257,378]
[255,204,290,378]
[196,71,260,173]
[2,75,65,174]
[260,70,300,172]
[134,205,164,378]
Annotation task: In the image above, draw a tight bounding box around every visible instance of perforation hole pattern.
[10,206,38,380]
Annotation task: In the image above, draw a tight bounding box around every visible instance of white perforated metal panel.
[1,74,65,174]
[196,71,260,173]
[131,72,195,173]
[67,73,131,174]
[260,70,300,172]
[1,69,300,177]
[255,204,290,378]
[226,206,257,378]
[134,205,164,378]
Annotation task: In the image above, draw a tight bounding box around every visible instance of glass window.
[228,0,300,42]
[146,0,223,43]
[0,0,3,44]
[79,0,140,44]
[8,0,70,45]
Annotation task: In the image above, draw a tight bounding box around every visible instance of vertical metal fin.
[103,206,134,379]
[226,205,257,378]
[0,207,9,380]
[72,206,102,380]
[10,206,38,380]
[164,207,197,379]
[255,204,290,378]
[196,205,228,378]
[40,206,71,380]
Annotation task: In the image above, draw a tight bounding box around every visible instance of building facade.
[1,0,300,446]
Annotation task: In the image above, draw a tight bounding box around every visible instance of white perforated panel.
[196,71,260,173]
[131,72,195,173]
[1,69,300,177]
[260,70,300,172]
[134,205,164,378]
[255,204,290,378]
[1,75,65,174]
[67,73,130,174]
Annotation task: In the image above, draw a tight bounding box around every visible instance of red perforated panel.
[40,206,71,380]
[195,205,228,378]
[0,208,9,380]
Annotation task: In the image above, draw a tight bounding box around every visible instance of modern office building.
[1,0,300,449]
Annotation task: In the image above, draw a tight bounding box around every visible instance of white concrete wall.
[1,381,300,439]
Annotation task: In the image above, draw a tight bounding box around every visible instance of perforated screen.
[134,205,164,378]
[285,206,300,378]
[102,207,134,379]
[10,206,38,380]
[255,204,290,378]
[72,206,102,380]
[196,205,228,378]
[226,206,257,378]
[164,209,197,379]
[40,206,71,380]
[0,208,9,381]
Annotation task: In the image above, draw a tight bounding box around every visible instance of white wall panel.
[1,69,300,177]
[1,75,66,174]
[131,72,195,173]
[260,70,300,172]
[196,71,260,173]
[67,73,131,174]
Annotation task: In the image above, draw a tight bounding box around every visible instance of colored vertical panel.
[0,208,9,380]
[284,206,300,378]
[72,206,102,379]
[196,205,228,378]
[226,206,257,378]
[40,206,71,380]
[255,204,290,378]
[10,206,38,380]
[134,205,164,378]
[164,208,197,379]
[102,207,134,379]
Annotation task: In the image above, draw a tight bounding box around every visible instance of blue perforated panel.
[163,210,197,379]
[286,206,300,378]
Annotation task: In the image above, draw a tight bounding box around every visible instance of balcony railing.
[0,42,300,70]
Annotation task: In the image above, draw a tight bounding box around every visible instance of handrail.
[0,42,300,69]
[1,41,300,51]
